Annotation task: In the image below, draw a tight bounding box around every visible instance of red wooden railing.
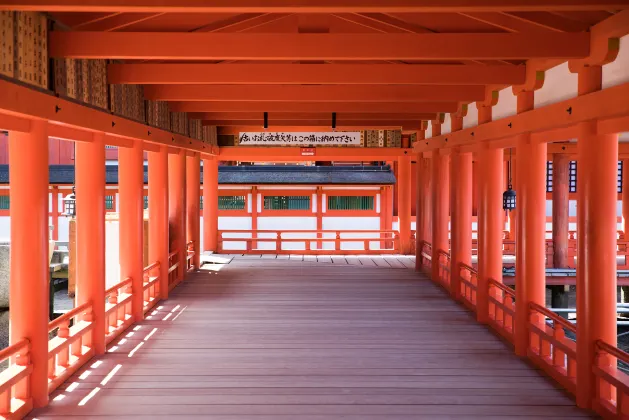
[186,241,195,272]
[528,302,577,396]
[436,250,450,290]
[168,251,180,291]
[0,339,32,419]
[47,302,94,393]
[419,241,432,273]
[143,262,160,313]
[105,277,133,345]
[593,340,629,419]
[487,279,515,343]
[459,263,478,311]
[218,229,400,255]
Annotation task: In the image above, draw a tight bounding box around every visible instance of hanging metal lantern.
[503,149,516,211]
[62,187,76,217]
[503,186,516,211]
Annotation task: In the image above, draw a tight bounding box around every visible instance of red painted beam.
[191,112,437,121]
[108,63,526,85]
[143,84,486,103]
[218,145,413,162]
[4,1,627,13]
[50,32,590,60]
[209,119,425,129]
[171,101,458,113]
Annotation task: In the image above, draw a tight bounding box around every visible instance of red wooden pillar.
[169,149,186,281]
[202,158,218,252]
[476,105,503,324]
[148,145,169,300]
[251,186,259,249]
[576,65,618,409]
[8,120,50,407]
[317,186,323,249]
[51,186,59,240]
[415,152,425,270]
[431,122,449,282]
[186,152,201,268]
[398,155,412,254]
[509,158,517,241]
[119,139,144,322]
[75,133,106,357]
[623,159,629,234]
[513,90,547,356]
[553,153,570,268]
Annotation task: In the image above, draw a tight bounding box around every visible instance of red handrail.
[487,279,515,343]
[144,261,161,312]
[528,302,577,396]
[459,263,477,311]
[593,340,629,418]
[0,339,32,418]
[105,277,133,344]
[436,250,450,290]
[47,302,94,394]
[218,229,400,255]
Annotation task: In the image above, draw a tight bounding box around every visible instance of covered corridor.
[30,259,588,419]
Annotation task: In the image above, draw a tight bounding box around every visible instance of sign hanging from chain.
[238,132,361,146]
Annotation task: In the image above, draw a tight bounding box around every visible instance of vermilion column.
[9,120,50,407]
[431,123,449,282]
[202,158,218,252]
[476,106,503,324]
[75,133,106,356]
[148,146,169,300]
[576,65,618,409]
[186,153,201,268]
[514,91,547,356]
[553,153,570,268]
[119,139,144,321]
[415,150,425,271]
[398,155,412,254]
[169,149,186,281]
[623,159,629,234]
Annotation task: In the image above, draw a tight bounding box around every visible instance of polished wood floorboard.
[30,259,592,419]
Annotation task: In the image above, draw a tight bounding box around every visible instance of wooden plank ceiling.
[19,2,620,133]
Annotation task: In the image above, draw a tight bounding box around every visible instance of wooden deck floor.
[31,259,591,419]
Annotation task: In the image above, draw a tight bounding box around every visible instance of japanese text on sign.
[238,132,361,146]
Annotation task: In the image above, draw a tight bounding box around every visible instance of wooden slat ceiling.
[41,5,619,132]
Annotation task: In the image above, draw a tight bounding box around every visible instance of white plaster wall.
[535,62,578,109]
[441,113,452,136]
[604,34,629,142]
[463,103,478,130]
[493,87,518,121]
[258,217,317,251]
[603,35,629,89]
[218,217,252,251]
[323,217,381,250]
[105,220,120,289]
[0,217,9,241]
[57,217,70,242]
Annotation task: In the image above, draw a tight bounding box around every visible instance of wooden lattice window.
[219,195,246,210]
[105,195,115,210]
[328,196,374,211]
[264,196,310,211]
[546,161,553,193]
[0,196,9,210]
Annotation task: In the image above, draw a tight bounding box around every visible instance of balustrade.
[218,230,400,255]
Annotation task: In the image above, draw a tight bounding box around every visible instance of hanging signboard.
[238,132,361,146]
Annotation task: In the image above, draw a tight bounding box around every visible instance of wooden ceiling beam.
[108,63,526,85]
[5,1,627,13]
[170,101,458,113]
[206,119,425,129]
[143,84,486,102]
[50,32,590,60]
[190,112,436,121]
